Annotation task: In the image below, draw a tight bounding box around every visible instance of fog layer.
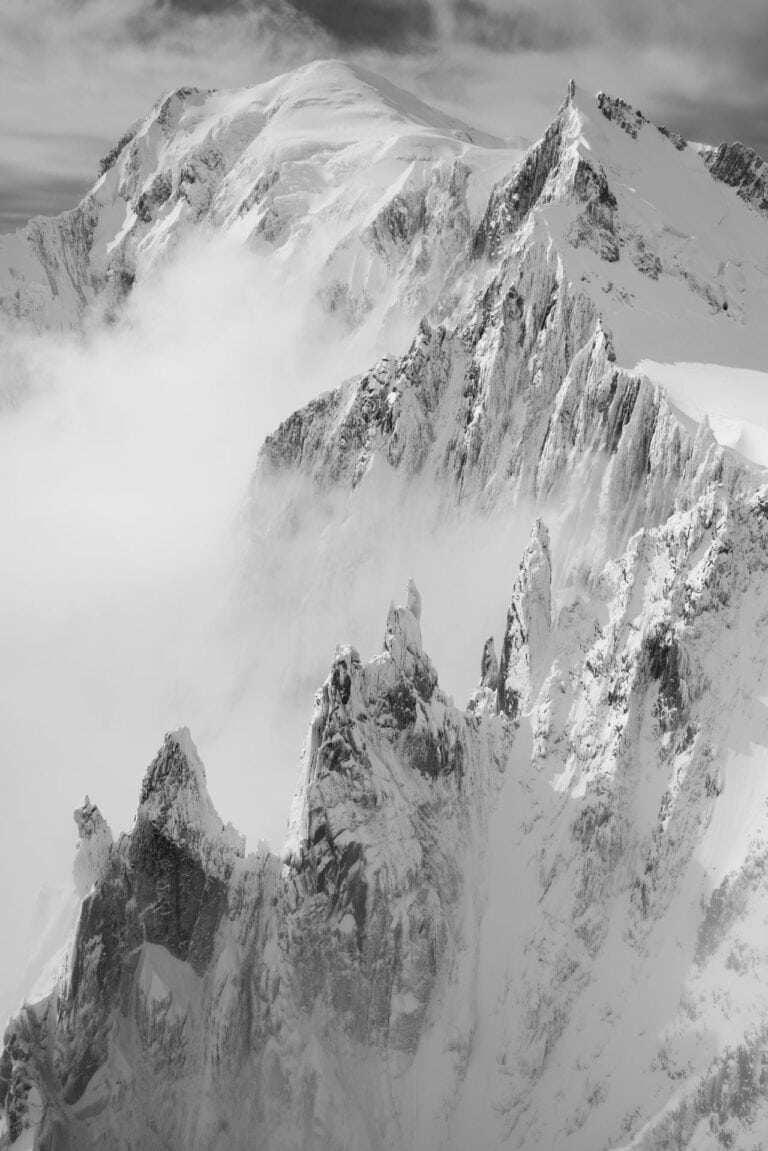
[0,234,530,1014]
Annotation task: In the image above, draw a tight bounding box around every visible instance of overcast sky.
[1,0,767,232]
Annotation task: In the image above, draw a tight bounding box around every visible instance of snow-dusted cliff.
[4,65,768,1151]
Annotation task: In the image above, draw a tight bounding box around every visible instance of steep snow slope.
[4,70,768,1151]
[0,60,517,341]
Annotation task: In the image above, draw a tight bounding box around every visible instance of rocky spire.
[406,577,422,621]
[384,580,438,697]
[137,728,244,861]
[467,635,501,716]
[480,637,499,689]
[72,796,113,897]
[497,519,552,717]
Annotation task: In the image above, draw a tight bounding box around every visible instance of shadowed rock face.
[128,817,229,975]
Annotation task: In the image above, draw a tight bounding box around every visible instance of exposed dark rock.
[134,171,173,224]
[238,169,280,217]
[596,92,647,139]
[703,141,768,216]
[472,101,567,258]
[128,818,228,975]
[657,124,687,151]
[480,637,499,690]
[97,124,140,179]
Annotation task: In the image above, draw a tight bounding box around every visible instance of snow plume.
[0,231,536,1021]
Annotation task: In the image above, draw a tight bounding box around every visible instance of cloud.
[0,226,537,1019]
[0,233,362,1002]
[168,0,435,47]
[449,0,575,53]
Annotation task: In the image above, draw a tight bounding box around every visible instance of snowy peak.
[383,579,439,696]
[0,59,518,333]
[136,728,244,866]
[284,582,504,877]
[497,519,552,717]
[72,797,113,898]
[470,75,768,376]
[260,59,502,145]
[471,80,685,261]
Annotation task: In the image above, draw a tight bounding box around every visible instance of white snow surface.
[636,360,768,468]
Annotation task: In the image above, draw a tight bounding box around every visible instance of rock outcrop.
[703,141,768,216]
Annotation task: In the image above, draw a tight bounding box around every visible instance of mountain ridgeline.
[3,63,768,1150]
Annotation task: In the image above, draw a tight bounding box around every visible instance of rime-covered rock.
[72,797,113,897]
[497,518,552,717]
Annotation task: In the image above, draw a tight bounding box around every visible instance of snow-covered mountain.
[4,64,768,1151]
[0,60,516,341]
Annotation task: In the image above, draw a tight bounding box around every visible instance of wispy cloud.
[0,227,536,1010]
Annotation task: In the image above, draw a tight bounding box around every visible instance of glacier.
[3,60,768,1150]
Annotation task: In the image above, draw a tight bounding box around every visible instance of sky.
[1,0,767,232]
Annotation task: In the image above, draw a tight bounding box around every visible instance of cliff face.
[4,67,768,1151]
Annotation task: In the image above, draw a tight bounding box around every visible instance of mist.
[0,233,372,1010]
[0,232,535,1019]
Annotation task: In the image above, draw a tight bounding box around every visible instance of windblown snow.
[3,62,768,1151]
